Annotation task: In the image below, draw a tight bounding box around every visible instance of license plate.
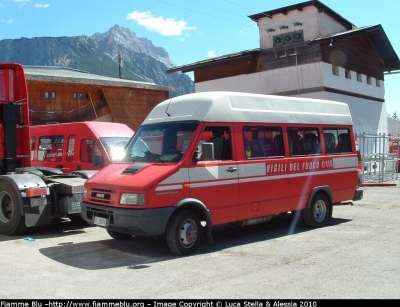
[30,197,47,207]
[93,216,107,227]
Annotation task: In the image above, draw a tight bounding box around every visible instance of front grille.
[89,188,116,205]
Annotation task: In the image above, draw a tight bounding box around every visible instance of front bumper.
[81,202,175,236]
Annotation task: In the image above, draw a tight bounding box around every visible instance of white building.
[167,1,400,135]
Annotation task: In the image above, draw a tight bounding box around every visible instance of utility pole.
[118,52,123,79]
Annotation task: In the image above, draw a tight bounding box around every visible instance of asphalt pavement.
[0,181,399,299]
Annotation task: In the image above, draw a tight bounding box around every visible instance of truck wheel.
[166,210,201,256]
[107,229,132,240]
[302,193,332,228]
[0,181,27,235]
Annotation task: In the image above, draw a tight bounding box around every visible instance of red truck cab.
[30,122,134,173]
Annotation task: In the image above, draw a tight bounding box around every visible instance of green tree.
[392,111,399,120]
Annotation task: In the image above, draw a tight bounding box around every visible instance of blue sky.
[1,0,399,116]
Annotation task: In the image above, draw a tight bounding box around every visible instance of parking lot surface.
[1,182,399,299]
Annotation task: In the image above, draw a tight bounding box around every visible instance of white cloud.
[34,4,50,8]
[13,0,30,8]
[1,19,14,25]
[126,10,196,36]
[207,50,215,57]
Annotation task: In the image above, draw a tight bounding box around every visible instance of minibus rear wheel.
[166,210,201,255]
[302,193,332,228]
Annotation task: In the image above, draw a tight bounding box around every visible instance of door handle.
[226,167,237,173]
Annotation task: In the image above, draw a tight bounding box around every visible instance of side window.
[323,128,351,154]
[66,135,76,162]
[38,137,52,161]
[195,126,232,161]
[38,135,64,162]
[243,126,283,159]
[81,139,101,163]
[30,137,36,161]
[288,127,321,156]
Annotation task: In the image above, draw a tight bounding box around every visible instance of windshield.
[100,137,132,161]
[122,122,199,163]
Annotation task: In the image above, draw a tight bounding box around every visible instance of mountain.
[0,24,194,96]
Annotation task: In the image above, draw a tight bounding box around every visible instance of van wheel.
[107,229,132,240]
[166,210,201,256]
[0,181,27,235]
[302,194,332,228]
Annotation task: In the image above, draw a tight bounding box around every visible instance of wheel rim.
[179,218,198,248]
[313,199,327,222]
[0,191,14,224]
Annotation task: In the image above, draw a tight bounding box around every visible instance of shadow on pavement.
[38,213,352,270]
[0,218,94,242]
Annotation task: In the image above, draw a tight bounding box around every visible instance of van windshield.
[100,137,132,161]
[122,122,199,163]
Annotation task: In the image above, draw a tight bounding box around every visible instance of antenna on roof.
[165,73,183,117]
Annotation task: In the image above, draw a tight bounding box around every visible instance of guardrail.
[355,133,399,183]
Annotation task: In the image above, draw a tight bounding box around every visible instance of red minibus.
[30,122,134,173]
[81,92,363,255]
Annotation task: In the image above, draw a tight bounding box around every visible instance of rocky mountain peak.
[92,24,174,67]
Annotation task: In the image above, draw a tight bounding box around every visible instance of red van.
[30,122,134,173]
[81,92,363,255]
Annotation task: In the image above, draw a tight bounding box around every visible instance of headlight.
[120,193,144,206]
[83,188,87,199]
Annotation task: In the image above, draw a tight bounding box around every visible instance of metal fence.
[355,133,399,183]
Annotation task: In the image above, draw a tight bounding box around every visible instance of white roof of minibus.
[143,91,353,126]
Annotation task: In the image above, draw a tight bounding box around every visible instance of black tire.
[302,193,332,228]
[166,210,202,256]
[0,180,27,235]
[107,229,132,240]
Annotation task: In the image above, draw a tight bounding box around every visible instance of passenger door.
[189,125,239,225]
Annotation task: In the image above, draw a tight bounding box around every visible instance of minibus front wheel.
[166,210,202,255]
[302,193,332,228]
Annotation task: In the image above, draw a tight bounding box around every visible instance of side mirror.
[93,153,104,168]
[201,142,215,161]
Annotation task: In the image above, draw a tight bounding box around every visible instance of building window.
[79,93,84,100]
[345,70,351,79]
[367,76,372,85]
[73,93,77,100]
[332,66,339,76]
[51,91,56,99]
[357,73,362,82]
[85,93,90,100]
[376,79,381,87]
[44,91,49,99]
